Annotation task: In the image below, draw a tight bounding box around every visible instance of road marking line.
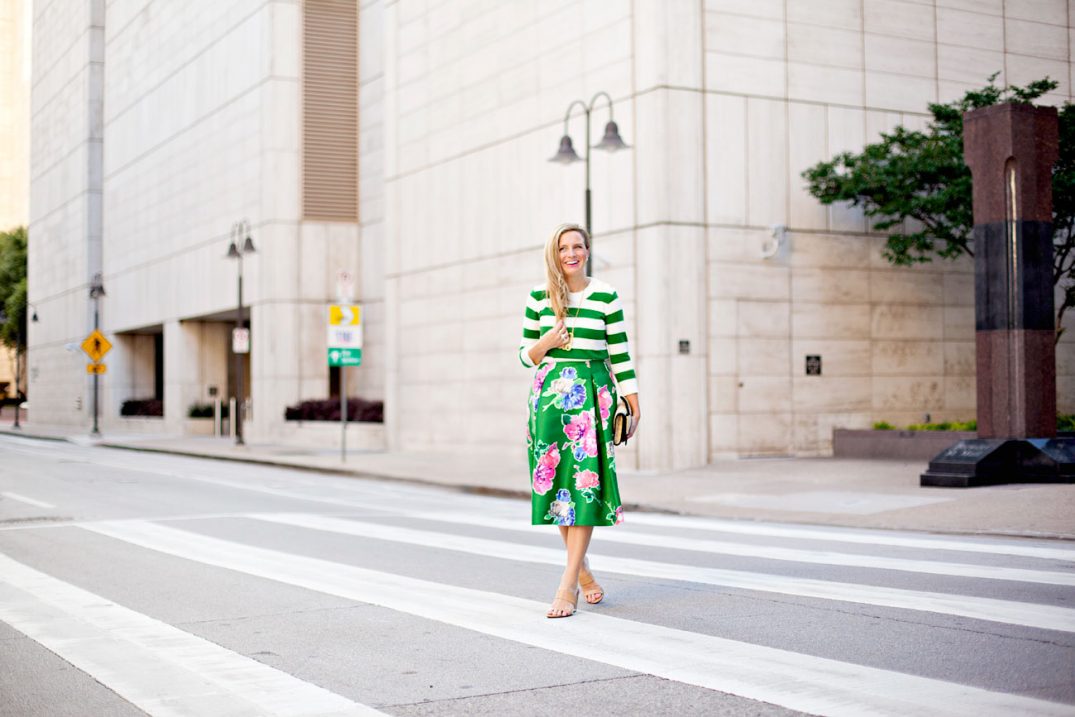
[1,491,55,509]
[82,520,1071,717]
[246,513,1075,633]
[622,513,1075,562]
[401,512,1075,586]
[0,553,385,716]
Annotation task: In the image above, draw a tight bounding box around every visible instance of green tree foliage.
[0,226,28,350]
[802,76,1075,339]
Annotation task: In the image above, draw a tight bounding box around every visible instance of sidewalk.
[3,422,1073,540]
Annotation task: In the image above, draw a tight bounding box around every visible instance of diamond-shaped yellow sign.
[81,329,112,362]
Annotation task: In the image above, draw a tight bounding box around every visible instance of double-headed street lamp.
[549,91,630,275]
[226,220,255,446]
[0,301,38,429]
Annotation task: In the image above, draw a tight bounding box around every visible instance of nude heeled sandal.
[546,588,579,618]
[579,567,604,605]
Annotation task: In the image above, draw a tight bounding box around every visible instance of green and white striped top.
[519,278,639,396]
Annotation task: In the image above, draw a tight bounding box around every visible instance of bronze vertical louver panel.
[303,0,358,221]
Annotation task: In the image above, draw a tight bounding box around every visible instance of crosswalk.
[1,438,1074,715]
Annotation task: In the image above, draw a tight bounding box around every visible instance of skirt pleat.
[527,360,624,526]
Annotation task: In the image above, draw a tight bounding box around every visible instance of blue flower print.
[573,445,587,462]
[562,383,587,411]
[561,367,577,381]
[556,488,571,502]
[558,507,576,526]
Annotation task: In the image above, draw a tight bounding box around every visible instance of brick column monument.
[921,103,1075,486]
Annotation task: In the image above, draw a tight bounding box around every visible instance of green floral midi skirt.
[527,360,623,526]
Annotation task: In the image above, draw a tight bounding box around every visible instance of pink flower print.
[575,469,600,491]
[597,385,613,422]
[533,364,553,396]
[563,411,593,443]
[532,443,560,495]
[614,506,624,525]
[581,422,598,458]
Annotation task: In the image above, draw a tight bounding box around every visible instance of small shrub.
[120,399,163,417]
[1059,413,1075,432]
[875,419,975,431]
[188,403,228,418]
[284,397,383,423]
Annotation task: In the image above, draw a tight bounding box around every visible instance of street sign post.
[328,302,362,462]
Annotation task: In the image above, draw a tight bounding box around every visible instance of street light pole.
[549,91,630,275]
[89,274,105,436]
[226,220,255,446]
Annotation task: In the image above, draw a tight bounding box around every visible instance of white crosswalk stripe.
[247,512,1075,632]
[83,519,1072,717]
[623,513,1075,562]
[0,553,386,717]
[398,512,1075,586]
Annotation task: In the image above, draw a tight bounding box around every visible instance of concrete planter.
[833,429,977,460]
[112,416,166,433]
[184,418,217,436]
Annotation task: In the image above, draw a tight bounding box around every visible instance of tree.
[0,226,28,350]
[802,76,1075,341]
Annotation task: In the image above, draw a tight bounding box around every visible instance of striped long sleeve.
[517,279,639,396]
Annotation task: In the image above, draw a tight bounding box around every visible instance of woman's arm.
[527,320,565,365]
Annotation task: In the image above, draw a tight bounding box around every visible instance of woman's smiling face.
[558,230,588,278]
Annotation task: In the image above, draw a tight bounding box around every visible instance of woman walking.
[519,223,640,618]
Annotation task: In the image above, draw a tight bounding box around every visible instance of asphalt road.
[1,433,1073,717]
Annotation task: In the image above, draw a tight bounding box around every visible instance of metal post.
[584,104,592,277]
[91,299,100,436]
[228,397,236,438]
[213,397,222,436]
[341,367,347,462]
[235,254,244,446]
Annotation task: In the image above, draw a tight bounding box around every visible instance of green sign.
[328,348,362,367]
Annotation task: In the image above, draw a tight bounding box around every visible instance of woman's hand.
[625,394,640,439]
[528,320,570,365]
[541,320,570,351]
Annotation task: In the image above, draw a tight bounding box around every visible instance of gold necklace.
[562,281,587,351]
[563,316,576,351]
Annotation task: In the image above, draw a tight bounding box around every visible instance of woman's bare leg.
[549,525,593,616]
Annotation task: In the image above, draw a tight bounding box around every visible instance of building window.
[302,0,358,221]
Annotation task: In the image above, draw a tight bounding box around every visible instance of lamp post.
[226,220,255,446]
[549,91,630,275]
[0,303,37,429]
[89,274,105,436]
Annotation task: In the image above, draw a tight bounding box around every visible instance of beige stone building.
[0,0,30,399]
[27,0,1075,470]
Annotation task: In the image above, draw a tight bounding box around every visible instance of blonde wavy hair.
[544,223,590,320]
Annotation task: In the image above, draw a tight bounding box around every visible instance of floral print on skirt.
[527,360,623,526]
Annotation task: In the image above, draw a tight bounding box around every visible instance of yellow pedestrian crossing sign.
[81,329,112,362]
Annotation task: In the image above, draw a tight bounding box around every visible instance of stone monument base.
[920,438,1075,487]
